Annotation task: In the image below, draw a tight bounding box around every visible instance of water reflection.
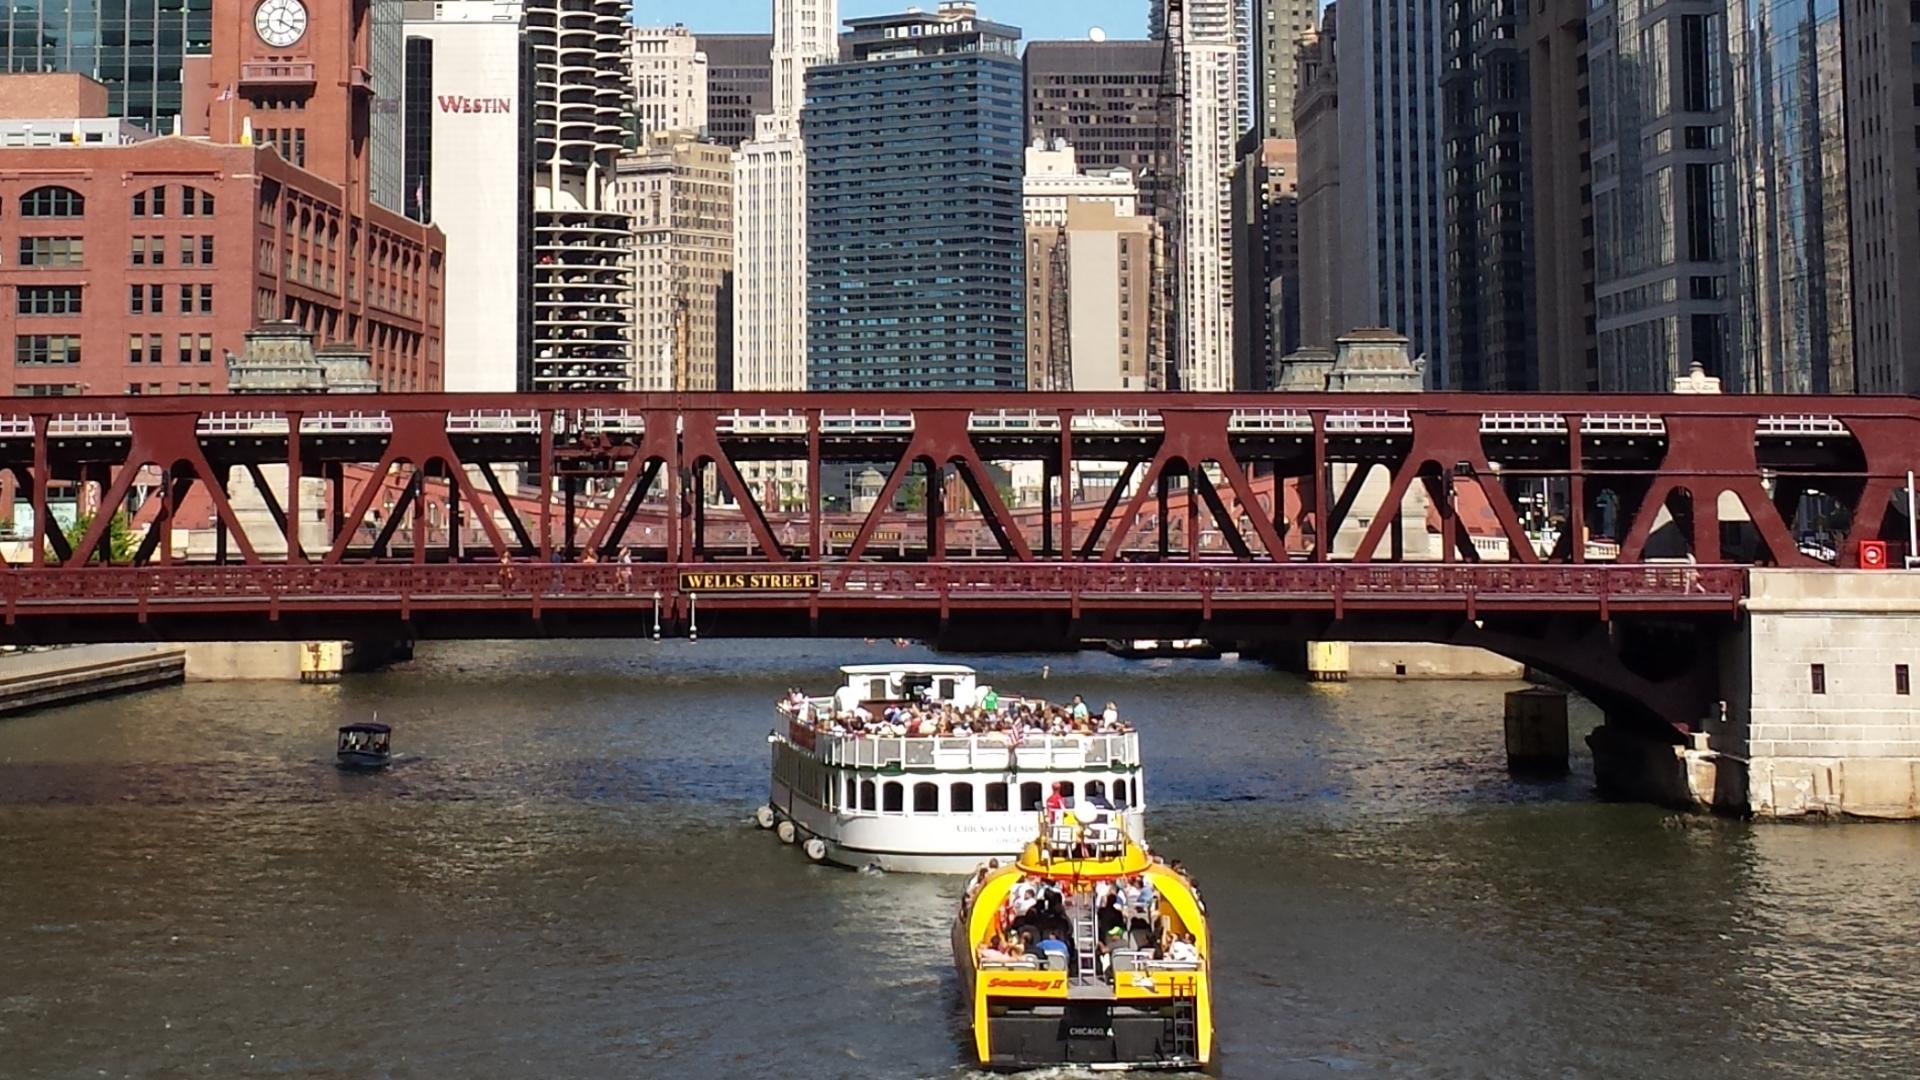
[0,640,1916,1078]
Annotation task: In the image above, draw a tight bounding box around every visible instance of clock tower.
[205,0,375,208]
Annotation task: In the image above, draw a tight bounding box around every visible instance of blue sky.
[632,0,1153,43]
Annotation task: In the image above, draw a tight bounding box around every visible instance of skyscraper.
[0,0,213,132]
[628,25,707,141]
[1726,0,1849,394]
[1293,5,1342,351]
[1161,0,1238,390]
[1839,3,1920,394]
[731,0,833,391]
[526,0,634,389]
[1588,1,1731,393]
[1253,0,1314,139]
[1335,0,1447,385]
[804,2,1025,390]
[700,34,772,149]
[1023,40,1173,220]
[1527,0,1596,392]
[1441,0,1536,390]
[1023,140,1158,391]
[615,130,733,391]
[402,0,530,392]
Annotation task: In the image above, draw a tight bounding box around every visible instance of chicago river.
[3,640,1918,1078]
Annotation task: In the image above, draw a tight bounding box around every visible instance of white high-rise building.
[527,0,635,389]
[731,0,836,391]
[1334,0,1447,387]
[629,25,709,140]
[1163,0,1239,391]
[402,0,528,392]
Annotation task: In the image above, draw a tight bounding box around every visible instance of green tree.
[50,511,135,565]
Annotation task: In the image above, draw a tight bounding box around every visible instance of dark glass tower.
[803,2,1026,391]
[0,0,214,132]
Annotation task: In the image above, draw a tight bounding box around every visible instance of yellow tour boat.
[951,803,1213,1070]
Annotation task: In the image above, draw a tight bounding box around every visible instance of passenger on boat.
[1036,931,1070,965]
[964,858,1001,901]
[978,936,1021,964]
[1070,695,1090,722]
[1166,933,1200,963]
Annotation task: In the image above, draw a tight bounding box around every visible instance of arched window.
[985,782,1008,812]
[181,186,214,217]
[21,186,83,218]
[913,781,939,814]
[1113,779,1129,806]
[130,185,165,216]
[882,781,903,814]
[950,782,974,813]
[1058,781,1076,801]
[1084,779,1106,802]
[1019,781,1043,812]
[859,778,876,812]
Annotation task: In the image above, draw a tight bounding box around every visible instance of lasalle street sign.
[677,571,821,592]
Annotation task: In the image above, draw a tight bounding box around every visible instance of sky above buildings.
[632,0,1151,42]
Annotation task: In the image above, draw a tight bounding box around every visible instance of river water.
[2,640,1918,1079]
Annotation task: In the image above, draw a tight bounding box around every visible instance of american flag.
[216,83,233,102]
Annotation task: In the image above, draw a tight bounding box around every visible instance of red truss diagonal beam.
[844,410,1033,561]
[681,414,787,562]
[1097,411,1286,561]
[1838,415,1920,567]
[66,413,259,568]
[1616,415,1816,567]
[324,411,512,564]
[1351,413,1537,565]
[582,417,676,557]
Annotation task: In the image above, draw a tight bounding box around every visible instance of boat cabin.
[836,663,979,709]
[336,722,391,767]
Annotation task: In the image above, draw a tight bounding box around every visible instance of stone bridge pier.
[1591,570,1920,819]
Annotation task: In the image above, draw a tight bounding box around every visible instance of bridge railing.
[0,561,1747,610]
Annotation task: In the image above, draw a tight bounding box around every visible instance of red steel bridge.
[0,391,1914,724]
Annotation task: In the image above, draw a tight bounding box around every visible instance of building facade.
[1023,140,1156,391]
[1292,6,1340,351]
[1441,0,1536,391]
[0,82,445,396]
[1022,40,1173,221]
[1840,2,1920,394]
[629,25,707,142]
[401,0,528,392]
[804,3,1025,391]
[701,33,772,148]
[525,0,633,389]
[1335,0,1448,386]
[614,130,732,391]
[0,0,213,132]
[1253,0,1314,140]
[1587,0,1732,393]
[731,0,833,392]
[1161,0,1237,390]
[1232,135,1297,389]
[1528,0,1596,392]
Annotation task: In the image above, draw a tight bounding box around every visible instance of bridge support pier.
[1503,688,1569,776]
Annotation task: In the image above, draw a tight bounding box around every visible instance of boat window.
[937,677,956,700]
[860,779,877,811]
[986,782,1009,812]
[1085,780,1105,801]
[950,781,975,813]
[1019,781,1043,812]
[1059,781,1075,801]
[1113,779,1128,806]
[883,781,903,813]
[913,781,939,814]
[869,677,888,700]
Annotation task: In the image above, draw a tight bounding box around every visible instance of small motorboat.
[336,721,392,769]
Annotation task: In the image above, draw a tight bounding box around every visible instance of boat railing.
[800,728,1140,771]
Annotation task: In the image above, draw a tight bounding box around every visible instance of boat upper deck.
[782,720,1140,771]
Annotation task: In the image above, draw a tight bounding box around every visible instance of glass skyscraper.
[0,0,213,132]
[803,2,1026,391]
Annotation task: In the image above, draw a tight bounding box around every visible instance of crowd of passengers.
[966,862,1201,975]
[778,687,1132,740]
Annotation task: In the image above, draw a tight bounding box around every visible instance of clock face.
[254,0,308,48]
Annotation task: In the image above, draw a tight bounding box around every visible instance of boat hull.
[769,776,1146,874]
[979,1007,1204,1072]
[335,750,390,770]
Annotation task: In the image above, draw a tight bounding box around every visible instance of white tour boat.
[758,663,1147,873]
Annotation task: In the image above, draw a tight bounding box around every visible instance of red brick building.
[0,52,444,395]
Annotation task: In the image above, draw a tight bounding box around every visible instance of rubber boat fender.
[754,805,776,830]
[804,838,827,862]
[777,819,799,844]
